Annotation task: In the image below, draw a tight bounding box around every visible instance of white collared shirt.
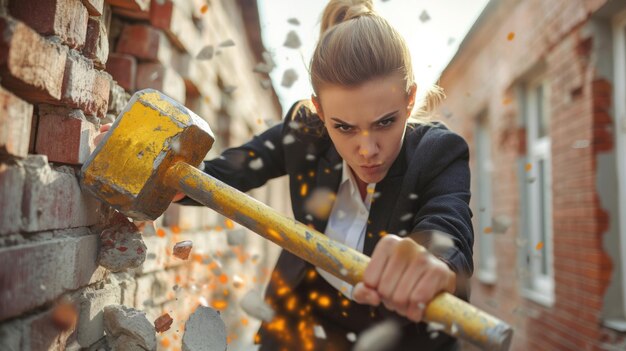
[316,160,376,300]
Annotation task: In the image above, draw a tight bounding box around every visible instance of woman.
[100,1,473,349]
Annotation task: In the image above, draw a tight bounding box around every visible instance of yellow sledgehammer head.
[81,89,215,220]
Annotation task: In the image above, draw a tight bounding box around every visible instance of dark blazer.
[177,100,474,350]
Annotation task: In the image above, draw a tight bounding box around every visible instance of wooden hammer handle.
[166,162,513,351]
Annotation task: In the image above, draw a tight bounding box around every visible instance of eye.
[378,117,396,128]
[334,124,353,133]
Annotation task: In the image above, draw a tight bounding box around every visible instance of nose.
[358,131,379,158]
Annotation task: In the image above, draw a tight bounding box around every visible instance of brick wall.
[0,0,286,350]
[438,0,625,350]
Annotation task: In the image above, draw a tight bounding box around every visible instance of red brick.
[61,50,111,119]
[8,0,89,49]
[35,105,98,165]
[150,0,201,54]
[136,62,186,103]
[81,0,105,16]
[115,24,174,64]
[0,86,33,159]
[106,0,149,11]
[82,16,109,68]
[105,53,136,92]
[108,0,150,20]
[0,16,67,103]
[21,155,102,232]
[0,231,105,321]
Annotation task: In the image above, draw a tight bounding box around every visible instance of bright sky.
[257,0,489,115]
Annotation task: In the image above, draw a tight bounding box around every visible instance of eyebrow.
[329,110,399,127]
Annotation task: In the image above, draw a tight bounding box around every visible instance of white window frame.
[521,78,555,307]
[612,9,626,319]
[475,115,497,284]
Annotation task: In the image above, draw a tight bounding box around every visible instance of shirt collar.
[341,160,376,199]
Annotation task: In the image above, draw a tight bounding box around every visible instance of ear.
[406,83,417,115]
[311,94,325,122]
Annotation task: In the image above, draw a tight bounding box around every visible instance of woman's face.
[313,73,416,186]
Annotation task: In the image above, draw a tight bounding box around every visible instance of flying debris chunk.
[419,10,431,23]
[283,30,302,49]
[346,332,357,342]
[240,290,276,322]
[281,69,298,88]
[264,140,275,150]
[314,325,327,339]
[304,188,336,220]
[173,241,193,260]
[103,305,156,351]
[196,45,214,60]
[260,79,272,90]
[182,306,227,351]
[492,214,512,234]
[154,313,174,333]
[283,133,295,145]
[353,320,402,351]
[287,18,300,25]
[219,39,235,47]
[223,85,237,94]
[249,158,264,170]
[52,301,78,330]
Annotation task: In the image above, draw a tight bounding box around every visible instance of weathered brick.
[150,0,201,54]
[61,50,111,119]
[25,307,76,351]
[115,24,174,64]
[0,16,68,103]
[0,86,33,159]
[21,155,102,232]
[105,53,136,92]
[81,0,105,16]
[107,80,130,117]
[106,0,149,11]
[0,230,106,321]
[135,62,186,103]
[75,283,122,347]
[82,16,109,68]
[8,0,89,49]
[0,162,25,235]
[35,105,98,165]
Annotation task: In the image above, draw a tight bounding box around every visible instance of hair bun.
[320,0,375,35]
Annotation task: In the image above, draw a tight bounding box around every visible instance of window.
[475,113,497,283]
[519,78,554,306]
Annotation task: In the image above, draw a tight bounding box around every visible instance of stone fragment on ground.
[103,305,156,351]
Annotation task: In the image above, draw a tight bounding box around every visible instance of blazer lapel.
[310,144,343,233]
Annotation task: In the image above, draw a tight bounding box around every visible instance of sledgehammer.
[81,89,513,351]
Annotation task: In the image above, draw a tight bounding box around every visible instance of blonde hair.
[310,0,443,121]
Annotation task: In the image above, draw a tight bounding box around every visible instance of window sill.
[603,319,626,333]
[521,288,554,307]
[477,270,497,285]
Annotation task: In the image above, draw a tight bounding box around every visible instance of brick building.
[437,0,626,349]
[0,0,288,350]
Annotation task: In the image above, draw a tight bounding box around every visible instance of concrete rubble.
[103,304,156,351]
[98,212,147,272]
[182,306,227,351]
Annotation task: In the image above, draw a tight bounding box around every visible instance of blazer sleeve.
[174,102,301,206]
[407,129,474,298]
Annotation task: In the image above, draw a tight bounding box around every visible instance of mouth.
[360,164,382,173]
